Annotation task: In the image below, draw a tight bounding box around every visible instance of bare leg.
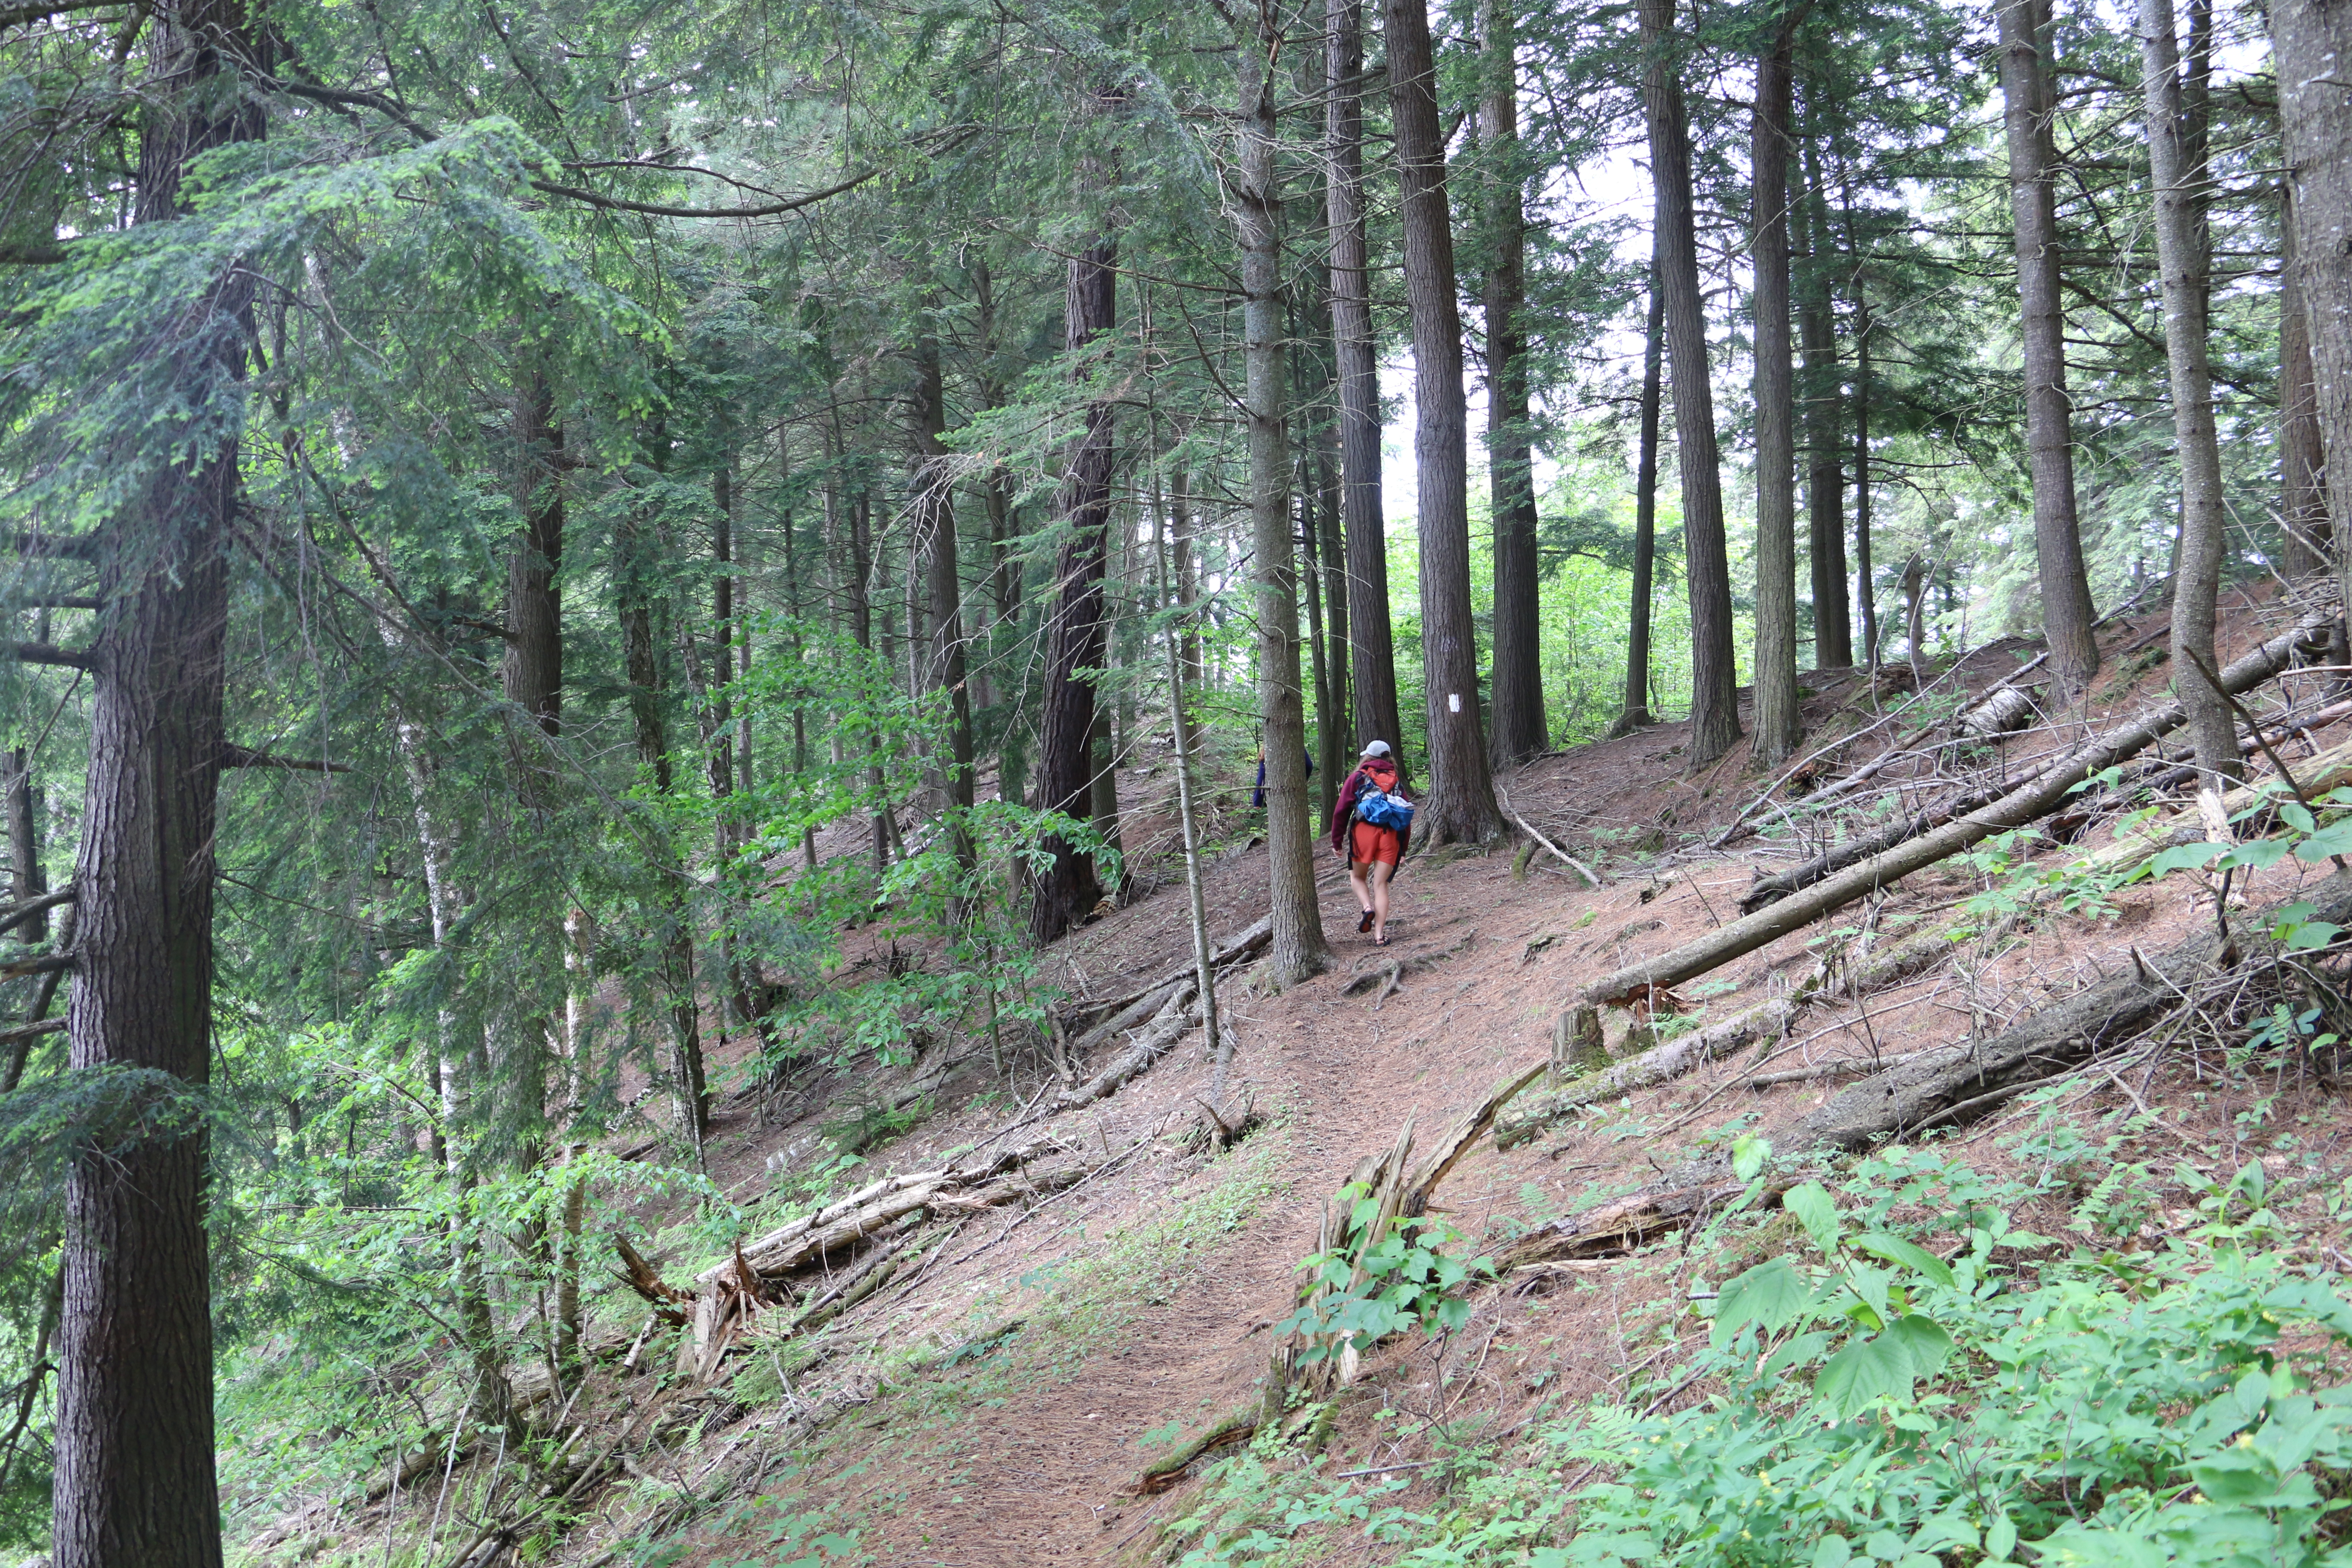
[1369,861,1393,942]
[1349,861,1375,926]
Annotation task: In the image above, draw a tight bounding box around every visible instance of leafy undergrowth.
[1166,1141,2352,1568]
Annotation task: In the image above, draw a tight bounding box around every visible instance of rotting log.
[1133,1409,1262,1494]
[1620,866,2352,1189]
[1051,981,1198,1109]
[1496,918,1960,1147]
[1401,1060,1550,1216]
[1586,609,2334,1008]
[1733,612,2331,917]
[1055,916,1271,1039]
[614,1236,691,1326]
[1497,1181,1786,1269]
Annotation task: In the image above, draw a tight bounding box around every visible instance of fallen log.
[1497,1181,1786,1269]
[1640,866,2352,1182]
[1051,980,1199,1110]
[1055,917,1271,1040]
[614,1236,691,1325]
[1584,609,2333,1009]
[1401,1060,1551,1216]
[1737,612,2333,917]
[704,1137,1066,1286]
[1133,1409,1262,1494]
[1496,919,1957,1147]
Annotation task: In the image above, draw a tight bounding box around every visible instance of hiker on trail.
[1251,746,1315,809]
[1330,741,1412,946]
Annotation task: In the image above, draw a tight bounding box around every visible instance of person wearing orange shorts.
[1328,741,1411,945]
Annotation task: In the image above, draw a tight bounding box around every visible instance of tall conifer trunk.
[1797,126,1850,667]
[1481,0,1546,764]
[1997,0,2101,695]
[1237,26,1329,980]
[1385,0,1504,839]
[912,335,977,921]
[2281,187,2330,577]
[2141,0,2239,790]
[52,5,260,1561]
[1749,15,1802,763]
[2274,0,2352,608]
[1031,146,1119,946]
[1614,255,1666,736]
[1639,0,1741,764]
[1327,0,1408,769]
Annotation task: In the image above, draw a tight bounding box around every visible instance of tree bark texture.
[1328,0,1407,773]
[911,334,977,913]
[1997,0,2102,695]
[52,7,260,1562]
[2275,0,2352,609]
[5,746,43,943]
[1386,0,1503,839]
[1031,227,1118,946]
[1797,123,1850,668]
[615,468,709,1145]
[1237,31,1329,983]
[1749,19,1802,764]
[1616,258,1665,733]
[2140,0,2240,788]
[2281,187,2331,578]
[1480,0,1546,765]
[1639,0,1742,765]
[1314,403,1351,819]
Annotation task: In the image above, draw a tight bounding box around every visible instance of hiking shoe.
[1357,909,1375,934]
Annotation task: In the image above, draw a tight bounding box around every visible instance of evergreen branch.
[0,887,73,940]
[524,165,885,220]
[221,744,350,774]
[0,0,123,33]
[4,640,91,670]
[0,242,65,265]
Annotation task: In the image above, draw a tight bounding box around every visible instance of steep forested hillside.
[0,0,2350,1562]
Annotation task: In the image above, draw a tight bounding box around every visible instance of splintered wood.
[620,1138,1095,1381]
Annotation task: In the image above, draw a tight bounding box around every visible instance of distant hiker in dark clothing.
[1329,740,1412,945]
[1251,747,1314,809]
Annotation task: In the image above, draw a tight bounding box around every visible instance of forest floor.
[245,579,2352,1568]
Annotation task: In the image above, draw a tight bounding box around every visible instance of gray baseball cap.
[1360,740,1393,758]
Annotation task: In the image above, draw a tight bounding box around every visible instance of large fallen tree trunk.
[1498,1180,1788,1268]
[1054,916,1271,1047]
[1496,919,1961,1146]
[1583,609,2334,1010]
[1793,867,2352,1150]
[1737,611,2332,915]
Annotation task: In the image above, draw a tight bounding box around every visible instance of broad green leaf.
[1732,1133,1771,1182]
[2149,841,2227,876]
[1785,1181,1842,1254]
[2296,820,2352,860]
[1761,1328,1834,1378]
[1815,1331,1911,1415]
[1853,1232,1956,1288]
[2284,921,2343,952]
[1713,1256,1811,1344]
[2224,837,2294,871]
[1885,1311,1954,1381]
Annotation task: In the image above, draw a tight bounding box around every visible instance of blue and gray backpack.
[1353,774,1415,831]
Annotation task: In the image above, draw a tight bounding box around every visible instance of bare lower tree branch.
[5,641,92,669]
[221,744,350,773]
